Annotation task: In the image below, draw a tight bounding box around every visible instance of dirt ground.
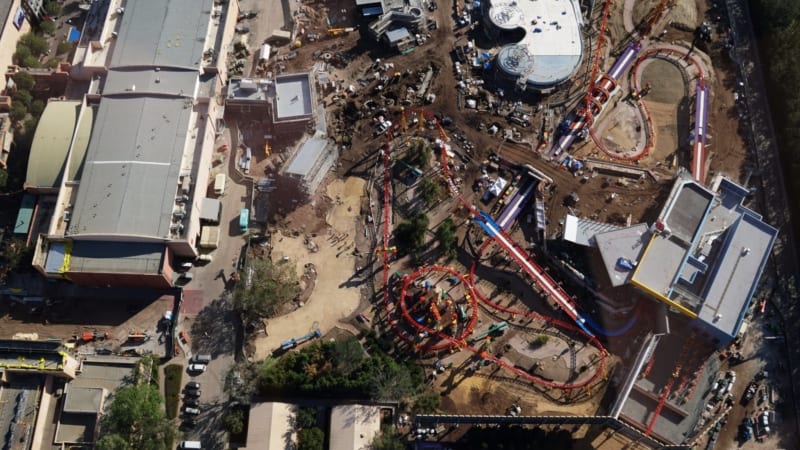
[251,177,364,358]
[640,58,688,162]
[0,294,172,356]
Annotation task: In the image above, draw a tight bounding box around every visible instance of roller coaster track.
[550,0,673,159]
[601,45,708,166]
[377,110,608,392]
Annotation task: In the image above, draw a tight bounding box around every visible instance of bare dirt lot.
[252,177,364,358]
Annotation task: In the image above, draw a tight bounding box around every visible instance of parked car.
[185,388,201,397]
[759,411,770,434]
[739,417,754,441]
[184,407,201,416]
[741,381,757,404]
[184,397,199,408]
[190,354,212,364]
[188,363,206,374]
[185,381,201,390]
[758,387,768,404]
[180,419,197,430]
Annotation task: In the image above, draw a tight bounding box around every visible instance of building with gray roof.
[283,134,339,196]
[630,172,777,345]
[30,0,239,288]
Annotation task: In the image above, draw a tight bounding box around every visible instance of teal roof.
[14,193,35,235]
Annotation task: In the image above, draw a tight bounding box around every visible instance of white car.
[184,407,201,416]
[377,120,392,134]
[188,363,206,374]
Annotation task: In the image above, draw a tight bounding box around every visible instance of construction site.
[0,0,790,448]
[215,0,798,446]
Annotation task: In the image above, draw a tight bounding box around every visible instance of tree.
[13,46,32,66]
[223,408,245,435]
[44,0,62,16]
[394,212,429,255]
[418,178,441,208]
[98,384,175,450]
[412,393,440,414]
[40,20,56,35]
[13,72,35,91]
[294,406,317,429]
[233,257,298,323]
[22,54,40,68]
[371,426,405,450]
[332,336,365,375]
[96,434,131,450]
[57,40,74,55]
[30,99,45,117]
[435,217,457,258]
[407,140,432,168]
[224,362,258,401]
[19,33,48,55]
[10,103,27,122]
[366,357,414,400]
[298,427,325,450]
[0,238,33,282]
[12,90,32,108]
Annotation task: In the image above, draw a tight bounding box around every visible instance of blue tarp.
[361,6,383,16]
[67,27,80,43]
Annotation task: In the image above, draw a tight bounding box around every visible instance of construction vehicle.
[327,27,354,37]
[128,331,151,343]
[74,330,110,344]
[279,328,322,351]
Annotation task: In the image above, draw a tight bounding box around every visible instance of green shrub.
[21,55,40,68]
[45,1,61,16]
[163,364,183,419]
[40,21,56,35]
[10,102,27,122]
[56,41,73,55]
[19,33,48,55]
[13,72,35,91]
[298,427,324,450]
[30,100,45,117]
[223,408,245,434]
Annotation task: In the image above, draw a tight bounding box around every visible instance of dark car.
[185,381,201,390]
[738,421,753,441]
[185,387,201,397]
[741,381,757,404]
[184,397,199,408]
[180,419,197,430]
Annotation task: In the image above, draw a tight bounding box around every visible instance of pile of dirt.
[669,0,699,29]
[632,0,697,30]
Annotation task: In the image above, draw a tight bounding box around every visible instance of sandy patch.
[252,178,365,358]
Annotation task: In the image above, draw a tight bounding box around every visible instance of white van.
[179,441,202,449]
[214,173,226,195]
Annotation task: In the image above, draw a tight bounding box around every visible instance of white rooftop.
[274,73,313,120]
[329,404,381,450]
[490,0,583,87]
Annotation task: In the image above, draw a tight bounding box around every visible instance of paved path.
[623,0,636,33]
